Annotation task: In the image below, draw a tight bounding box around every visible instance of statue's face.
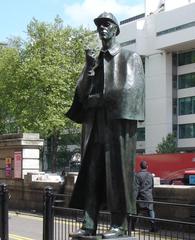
[97,20,117,40]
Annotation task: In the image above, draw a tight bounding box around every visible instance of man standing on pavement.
[66,12,145,238]
[135,160,156,232]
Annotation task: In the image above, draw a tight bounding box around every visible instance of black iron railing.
[43,187,195,240]
[0,183,9,240]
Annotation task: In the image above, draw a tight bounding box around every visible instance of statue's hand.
[85,49,96,70]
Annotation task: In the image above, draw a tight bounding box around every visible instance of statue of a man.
[66,12,145,238]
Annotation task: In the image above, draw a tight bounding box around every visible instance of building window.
[173,124,178,137]
[179,97,195,115]
[137,127,145,141]
[173,75,177,89]
[193,96,195,114]
[157,21,195,37]
[178,73,195,89]
[179,123,195,138]
[120,39,136,47]
[178,51,195,66]
[173,98,177,115]
[120,13,145,25]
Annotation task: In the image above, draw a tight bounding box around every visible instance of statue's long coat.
[66,43,144,214]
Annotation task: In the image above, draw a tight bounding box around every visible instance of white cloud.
[63,0,144,30]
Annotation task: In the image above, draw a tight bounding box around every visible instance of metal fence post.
[0,183,9,240]
[127,214,132,237]
[43,186,54,240]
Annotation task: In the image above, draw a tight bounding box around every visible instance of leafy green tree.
[0,45,20,133]
[156,133,177,154]
[0,16,98,171]
[15,17,96,134]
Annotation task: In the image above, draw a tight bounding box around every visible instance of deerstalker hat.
[94,12,120,36]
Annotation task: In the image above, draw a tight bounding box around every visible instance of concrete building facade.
[117,0,195,153]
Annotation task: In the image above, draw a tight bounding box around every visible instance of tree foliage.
[0,45,20,133]
[156,133,177,154]
[0,16,97,137]
[0,17,98,171]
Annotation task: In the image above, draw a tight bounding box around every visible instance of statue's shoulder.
[120,48,141,59]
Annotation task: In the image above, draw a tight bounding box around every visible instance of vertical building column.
[145,52,173,153]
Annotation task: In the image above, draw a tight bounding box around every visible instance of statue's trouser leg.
[105,119,137,231]
[82,142,106,232]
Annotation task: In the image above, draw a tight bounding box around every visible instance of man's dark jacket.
[135,169,154,210]
[66,43,145,214]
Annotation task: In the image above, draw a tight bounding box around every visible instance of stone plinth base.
[72,236,102,240]
[0,133,44,179]
[71,236,137,240]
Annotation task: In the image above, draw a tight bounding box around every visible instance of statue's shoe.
[69,228,95,238]
[102,227,125,239]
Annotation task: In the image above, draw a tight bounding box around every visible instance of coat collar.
[100,42,121,57]
[93,42,121,69]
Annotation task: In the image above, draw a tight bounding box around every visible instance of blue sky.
[0,0,144,42]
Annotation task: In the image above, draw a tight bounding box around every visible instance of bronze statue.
[66,12,145,238]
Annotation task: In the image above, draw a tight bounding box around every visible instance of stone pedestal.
[72,236,102,240]
[0,133,44,179]
[99,238,137,240]
[71,236,137,240]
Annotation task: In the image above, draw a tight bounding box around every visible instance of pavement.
[8,210,195,240]
[9,211,43,240]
